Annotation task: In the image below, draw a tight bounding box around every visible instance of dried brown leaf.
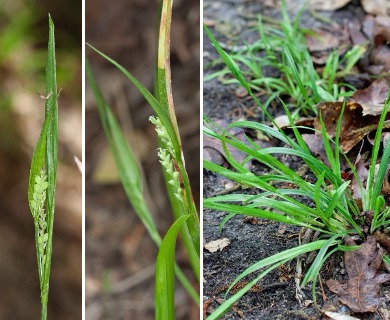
[204,135,228,166]
[203,298,214,318]
[306,29,340,52]
[306,25,350,65]
[204,123,274,168]
[273,115,314,130]
[361,0,390,17]
[370,45,390,74]
[352,79,389,116]
[309,0,352,10]
[350,152,369,201]
[348,18,367,45]
[373,231,390,252]
[323,311,361,320]
[315,101,390,153]
[361,15,390,74]
[204,238,231,253]
[326,236,390,313]
[301,133,331,166]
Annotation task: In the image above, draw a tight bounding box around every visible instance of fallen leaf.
[204,135,228,166]
[348,14,390,75]
[361,0,390,17]
[306,25,350,65]
[370,45,390,74]
[302,133,330,165]
[243,216,262,225]
[277,224,287,234]
[378,305,390,320]
[315,101,390,153]
[203,299,214,318]
[306,29,340,52]
[350,151,369,201]
[373,230,390,252]
[323,311,361,320]
[381,162,390,198]
[204,238,231,253]
[352,79,389,116]
[361,15,390,75]
[348,18,368,45]
[304,300,313,307]
[309,0,352,10]
[326,236,390,313]
[273,115,314,130]
[204,121,273,168]
[235,86,248,98]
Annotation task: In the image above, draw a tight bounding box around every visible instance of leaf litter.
[204,238,231,253]
[310,0,390,16]
[299,79,390,156]
[204,1,390,318]
[326,236,390,313]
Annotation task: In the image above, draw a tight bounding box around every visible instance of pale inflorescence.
[150,114,183,203]
[30,170,49,272]
[157,148,183,203]
[149,116,174,154]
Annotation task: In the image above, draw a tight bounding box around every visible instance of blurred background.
[0,0,81,319]
[85,0,200,319]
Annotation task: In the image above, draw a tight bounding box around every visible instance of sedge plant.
[86,1,200,319]
[204,24,390,319]
[205,0,365,116]
[27,15,59,320]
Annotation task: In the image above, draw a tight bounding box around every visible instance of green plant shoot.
[27,15,58,320]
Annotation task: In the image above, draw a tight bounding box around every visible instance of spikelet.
[30,170,49,270]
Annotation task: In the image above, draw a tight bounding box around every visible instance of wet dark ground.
[203,0,389,319]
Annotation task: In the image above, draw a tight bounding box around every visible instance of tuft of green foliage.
[27,15,59,320]
[205,0,365,116]
[204,22,389,319]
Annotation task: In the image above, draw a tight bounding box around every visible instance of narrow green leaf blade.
[86,43,180,154]
[155,215,191,320]
[86,60,161,246]
[42,14,59,311]
[87,60,200,303]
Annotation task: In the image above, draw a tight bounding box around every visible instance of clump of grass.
[205,0,365,116]
[204,23,389,319]
[86,0,200,318]
[27,15,59,320]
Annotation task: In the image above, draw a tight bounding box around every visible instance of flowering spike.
[149,116,174,154]
[156,148,183,204]
[30,170,49,273]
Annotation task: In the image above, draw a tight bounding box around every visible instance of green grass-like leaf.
[86,59,161,246]
[88,2,200,317]
[87,42,200,260]
[204,0,364,115]
[155,0,200,268]
[86,43,178,156]
[204,3,389,317]
[206,240,333,320]
[86,59,200,305]
[155,214,191,320]
[204,92,389,319]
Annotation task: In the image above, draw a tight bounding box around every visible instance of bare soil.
[203,1,389,319]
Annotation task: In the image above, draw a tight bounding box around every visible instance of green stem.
[40,297,47,320]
